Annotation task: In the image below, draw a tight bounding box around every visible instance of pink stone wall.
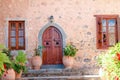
[0,0,120,72]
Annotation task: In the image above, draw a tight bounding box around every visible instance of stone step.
[22,68,100,80]
[21,75,101,80]
[23,68,100,77]
[22,69,83,77]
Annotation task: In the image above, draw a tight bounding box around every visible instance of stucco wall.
[0,0,120,73]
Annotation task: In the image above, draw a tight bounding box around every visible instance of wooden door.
[42,26,63,65]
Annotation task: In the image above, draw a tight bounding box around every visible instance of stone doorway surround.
[38,18,66,68]
[38,20,66,57]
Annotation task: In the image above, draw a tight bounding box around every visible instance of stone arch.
[38,22,66,56]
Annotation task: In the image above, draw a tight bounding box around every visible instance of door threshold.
[41,64,64,69]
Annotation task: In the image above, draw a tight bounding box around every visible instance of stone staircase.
[21,68,101,80]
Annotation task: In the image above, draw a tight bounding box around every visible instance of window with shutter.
[95,15,118,49]
[8,21,25,50]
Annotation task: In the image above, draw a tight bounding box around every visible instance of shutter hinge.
[98,21,101,25]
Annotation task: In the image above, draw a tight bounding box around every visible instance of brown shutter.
[117,17,120,42]
[8,21,11,50]
[96,17,102,49]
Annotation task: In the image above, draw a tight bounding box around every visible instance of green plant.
[64,44,78,57]
[97,42,120,80]
[2,48,12,59]
[34,45,44,56]
[13,50,27,73]
[0,44,13,68]
[13,63,26,73]
[16,51,27,64]
[0,44,4,50]
[0,53,11,76]
[0,45,11,76]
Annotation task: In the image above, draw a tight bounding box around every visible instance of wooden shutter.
[96,17,102,49]
[9,22,17,50]
[117,17,120,42]
[18,21,25,50]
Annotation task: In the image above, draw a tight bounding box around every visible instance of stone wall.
[0,0,120,73]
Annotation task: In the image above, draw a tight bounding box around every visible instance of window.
[95,15,118,49]
[8,21,25,50]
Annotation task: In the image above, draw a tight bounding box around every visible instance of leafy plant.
[0,45,11,76]
[15,51,27,64]
[0,44,13,69]
[97,42,120,80]
[0,44,4,50]
[0,53,11,76]
[13,50,27,73]
[13,63,26,73]
[64,44,78,57]
[2,48,12,60]
[34,45,44,56]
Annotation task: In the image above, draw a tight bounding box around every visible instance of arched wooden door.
[42,26,63,65]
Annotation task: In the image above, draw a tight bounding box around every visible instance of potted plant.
[1,46,27,79]
[97,42,120,80]
[13,50,27,79]
[0,44,15,80]
[63,43,78,69]
[31,45,44,70]
[2,63,15,80]
[0,52,12,78]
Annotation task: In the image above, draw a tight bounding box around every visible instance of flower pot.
[2,68,15,80]
[15,70,22,79]
[31,56,42,70]
[62,56,74,69]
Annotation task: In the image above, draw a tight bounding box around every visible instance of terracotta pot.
[15,70,22,79]
[31,56,42,70]
[62,56,74,69]
[2,68,15,80]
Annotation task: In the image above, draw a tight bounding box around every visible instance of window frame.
[8,21,25,50]
[94,15,119,49]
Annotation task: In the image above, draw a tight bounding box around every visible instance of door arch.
[38,22,66,65]
[42,26,63,64]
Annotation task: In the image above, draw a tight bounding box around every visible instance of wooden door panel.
[53,47,62,64]
[42,26,63,65]
[53,28,62,64]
